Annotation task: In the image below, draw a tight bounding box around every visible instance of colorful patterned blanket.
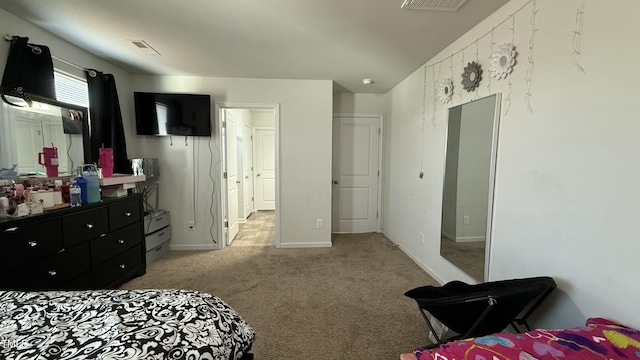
[408,318,640,360]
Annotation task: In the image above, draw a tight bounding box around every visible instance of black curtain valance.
[1,36,56,100]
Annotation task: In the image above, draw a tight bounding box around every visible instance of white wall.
[129,76,333,249]
[384,0,640,329]
[333,93,386,114]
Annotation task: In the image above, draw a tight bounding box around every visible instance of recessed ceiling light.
[362,78,374,85]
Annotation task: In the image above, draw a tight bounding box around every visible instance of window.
[54,70,89,109]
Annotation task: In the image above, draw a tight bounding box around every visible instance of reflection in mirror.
[440,94,501,282]
[0,92,89,177]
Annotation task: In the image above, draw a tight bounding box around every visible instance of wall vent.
[127,39,161,55]
[401,0,468,11]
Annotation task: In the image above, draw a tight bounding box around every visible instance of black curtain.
[1,36,56,99]
[85,69,131,174]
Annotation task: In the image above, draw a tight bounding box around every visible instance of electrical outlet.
[419,233,424,245]
[463,216,470,225]
[188,220,195,230]
[316,219,323,229]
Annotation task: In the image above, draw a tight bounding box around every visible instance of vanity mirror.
[0,90,90,177]
[440,94,501,282]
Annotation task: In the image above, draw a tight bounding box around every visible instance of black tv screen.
[134,92,211,136]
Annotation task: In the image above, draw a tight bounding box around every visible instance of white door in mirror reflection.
[440,94,501,282]
[332,115,381,233]
[14,117,44,174]
[1,103,83,176]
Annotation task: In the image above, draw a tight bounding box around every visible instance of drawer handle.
[4,227,18,232]
[119,264,126,269]
[157,232,165,237]
[86,223,94,229]
[124,212,132,217]
[48,270,57,276]
[28,241,38,247]
[154,217,164,221]
[118,239,125,244]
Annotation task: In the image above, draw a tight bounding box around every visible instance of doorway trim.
[332,113,384,233]
[216,102,280,249]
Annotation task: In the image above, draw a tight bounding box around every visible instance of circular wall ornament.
[490,43,517,79]
[438,78,453,104]
[461,61,482,92]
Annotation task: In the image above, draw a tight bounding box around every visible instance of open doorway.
[217,103,279,248]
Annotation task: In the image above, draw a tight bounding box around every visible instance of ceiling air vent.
[401,0,468,11]
[127,39,161,55]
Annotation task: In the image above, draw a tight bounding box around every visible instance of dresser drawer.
[144,211,170,235]
[0,219,63,270]
[145,225,171,251]
[91,223,142,265]
[109,199,141,231]
[6,242,91,290]
[92,244,143,288]
[63,208,109,247]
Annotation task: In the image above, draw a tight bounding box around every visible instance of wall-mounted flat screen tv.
[134,92,211,136]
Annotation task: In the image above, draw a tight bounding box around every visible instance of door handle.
[256,173,261,177]
[333,180,338,185]
[236,180,241,184]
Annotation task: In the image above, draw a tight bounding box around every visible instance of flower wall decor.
[461,61,482,92]
[490,43,517,79]
[438,78,453,104]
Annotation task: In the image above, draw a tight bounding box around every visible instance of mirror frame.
[0,87,91,174]
[440,94,502,282]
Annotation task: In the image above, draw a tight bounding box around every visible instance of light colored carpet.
[439,237,485,281]
[120,232,439,359]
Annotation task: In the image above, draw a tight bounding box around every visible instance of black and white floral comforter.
[0,289,255,359]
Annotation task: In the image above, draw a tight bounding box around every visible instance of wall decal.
[438,78,454,104]
[490,42,517,80]
[461,61,482,92]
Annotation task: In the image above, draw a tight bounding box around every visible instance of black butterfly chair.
[404,276,557,348]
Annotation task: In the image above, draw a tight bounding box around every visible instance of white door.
[254,128,275,210]
[14,117,44,174]
[242,123,254,218]
[332,115,381,233]
[225,110,240,244]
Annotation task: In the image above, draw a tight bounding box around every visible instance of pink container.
[38,146,59,177]
[99,146,113,177]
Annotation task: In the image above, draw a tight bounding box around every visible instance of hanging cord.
[208,134,217,244]
[191,136,197,228]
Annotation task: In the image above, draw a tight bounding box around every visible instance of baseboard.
[454,236,485,243]
[277,242,332,248]
[169,244,217,251]
[442,232,485,243]
[382,230,446,285]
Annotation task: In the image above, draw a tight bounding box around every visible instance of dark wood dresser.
[0,194,146,290]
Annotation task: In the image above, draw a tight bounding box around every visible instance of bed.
[0,289,255,359]
[400,318,640,360]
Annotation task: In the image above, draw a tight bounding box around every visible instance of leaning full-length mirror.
[440,94,501,282]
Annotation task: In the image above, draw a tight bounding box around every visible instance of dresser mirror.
[0,90,90,177]
[440,94,501,282]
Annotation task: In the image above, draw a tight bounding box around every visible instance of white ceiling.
[0,0,509,94]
